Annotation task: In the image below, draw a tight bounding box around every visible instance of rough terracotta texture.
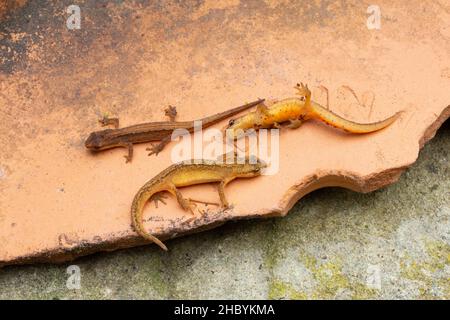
[0,0,449,266]
[0,122,448,299]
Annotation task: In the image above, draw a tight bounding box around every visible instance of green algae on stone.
[400,240,450,299]
[266,252,379,300]
[299,253,377,299]
[268,279,307,300]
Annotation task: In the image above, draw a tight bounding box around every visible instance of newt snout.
[85,130,110,151]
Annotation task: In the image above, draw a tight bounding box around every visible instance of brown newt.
[131,157,266,250]
[225,83,401,139]
[85,99,264,162]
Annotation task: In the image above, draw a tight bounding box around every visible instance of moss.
[266,252,378,300]
[268,279,307,300]
[300,253,376,299]
[400,240,450,299]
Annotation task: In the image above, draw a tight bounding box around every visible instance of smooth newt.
[226,83,401,139]
[85,99,264,162]
[131,157,266,250]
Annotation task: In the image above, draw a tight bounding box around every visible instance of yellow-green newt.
[131,157,266,250]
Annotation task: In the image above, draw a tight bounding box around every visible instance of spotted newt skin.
[131,157,266,250]
[226,83,402,139]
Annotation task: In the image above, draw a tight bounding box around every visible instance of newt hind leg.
[163,186,219,216]
[147,136,171,157]
[99,114,119,128]
[294,82,311,102]
[172,186,203,215]
[164,105,177,121]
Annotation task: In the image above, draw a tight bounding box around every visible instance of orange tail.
[309,101,401,133]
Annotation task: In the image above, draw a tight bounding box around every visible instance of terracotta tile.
[0,1,449,266]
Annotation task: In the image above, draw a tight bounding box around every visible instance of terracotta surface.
[0,1,449,266]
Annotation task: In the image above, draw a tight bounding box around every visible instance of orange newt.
[225,83,401,139]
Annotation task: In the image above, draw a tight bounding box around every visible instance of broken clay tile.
[0,1,449,266]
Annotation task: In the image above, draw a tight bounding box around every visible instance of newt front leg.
[121,142,134,163]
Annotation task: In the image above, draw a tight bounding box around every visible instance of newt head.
[84,130,113,151]
[225,113,256,140]
[226,117,244,131]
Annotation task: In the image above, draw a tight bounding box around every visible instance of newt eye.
[228,119,235,126]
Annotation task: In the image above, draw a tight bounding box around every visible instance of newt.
[85,99,264,162]
[131,156,266,250]
[225,83,401,139]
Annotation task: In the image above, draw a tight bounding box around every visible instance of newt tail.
[309,101,402,133]
[131,174,170,251]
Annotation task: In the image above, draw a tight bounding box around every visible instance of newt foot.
[165,105,177,121]
[99,115,119,128]
[294,82,311,100]
[146,143,164,156]
[150,193,168,208]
